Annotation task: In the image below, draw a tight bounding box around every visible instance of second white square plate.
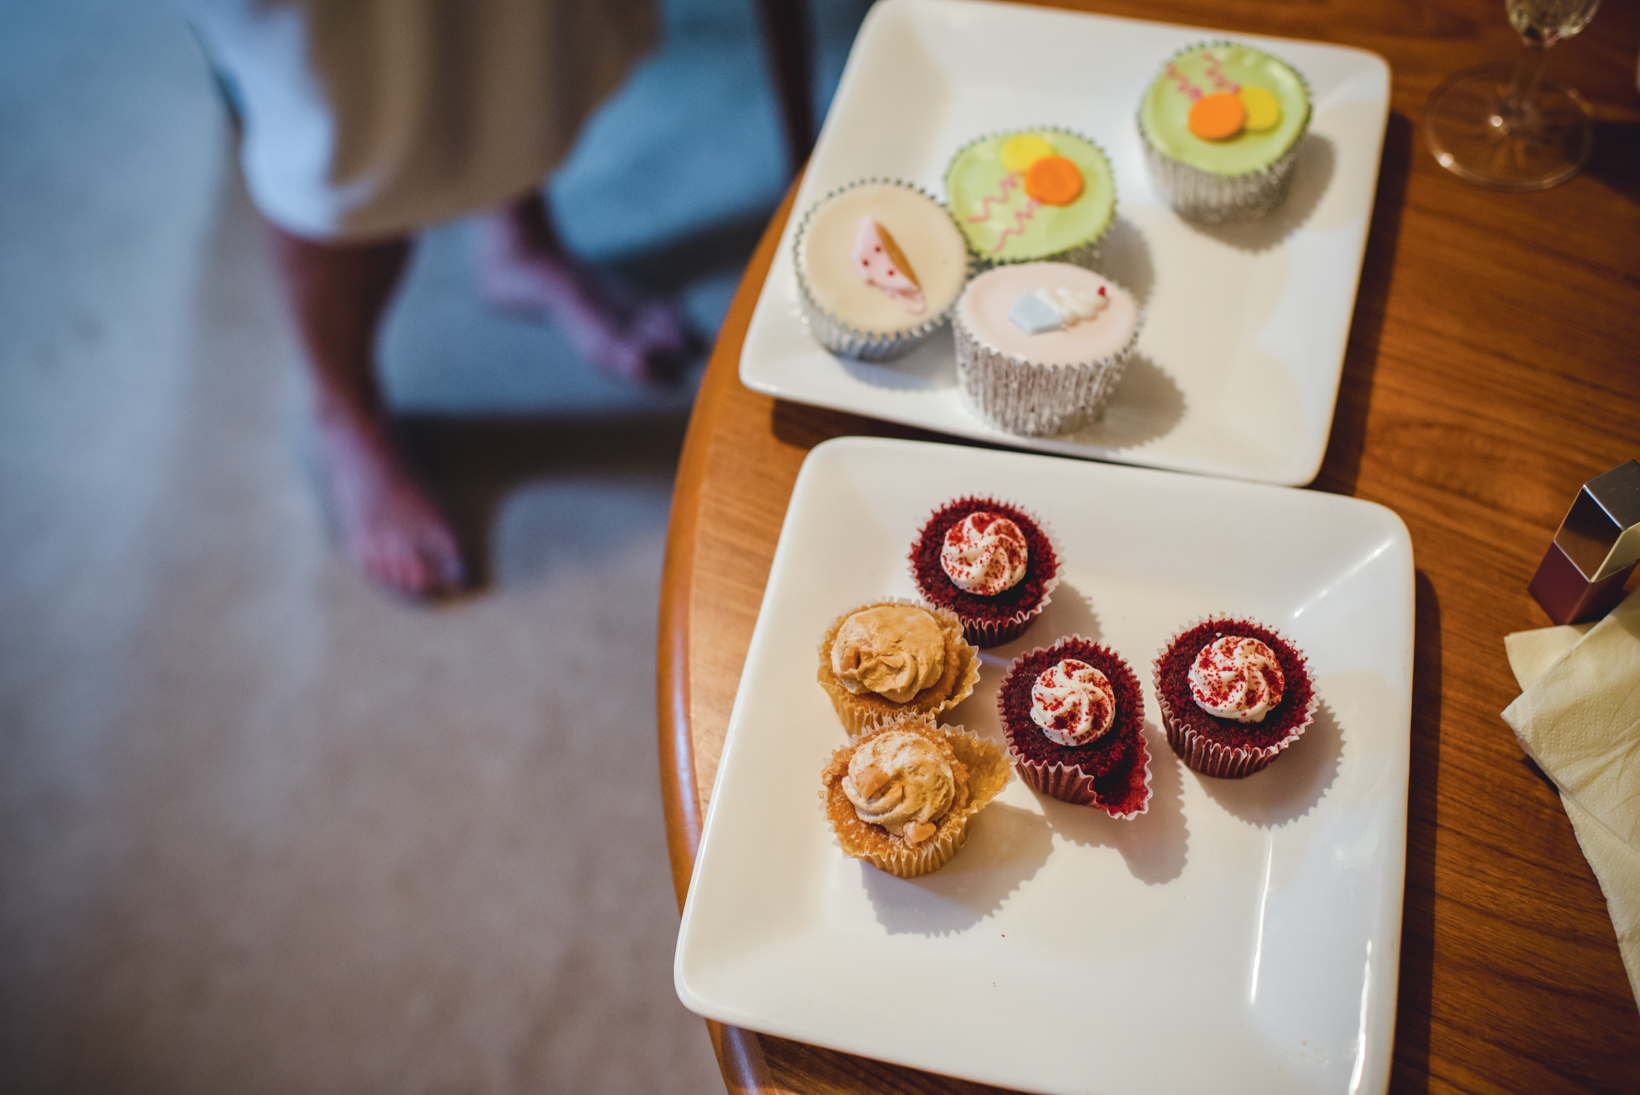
[675,437,1414,1095]
[739,0,1391,486]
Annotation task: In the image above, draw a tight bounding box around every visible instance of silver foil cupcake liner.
[951,303,1143,437]
[793,178,972,362]
[1152,614,1319,779]
[1139,136,1303,226]
[943,127,1114,271]
[1137,42,1312,226]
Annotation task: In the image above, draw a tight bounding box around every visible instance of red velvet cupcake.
[1153,616,1317,779]
[909,497,1059,647]
[997,636,1152,818]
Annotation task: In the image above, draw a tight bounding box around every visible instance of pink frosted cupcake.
[1153,616,1317,778]
[997,636,1152,818]
[952,262,1141,437]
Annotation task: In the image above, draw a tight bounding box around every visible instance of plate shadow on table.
[1196,698,1344,827]
[1315,112,1412,497]
[1183,133,1336,255]
[861,800,1055,936]
[1041,723,1190,885]
[1389,570,1442,1094]
[1587,122,1640,205]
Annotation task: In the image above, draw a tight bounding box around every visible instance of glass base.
[1425,61,1593,191]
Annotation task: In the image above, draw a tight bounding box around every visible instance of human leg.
[268,225,465,596]
[475,191,701,385]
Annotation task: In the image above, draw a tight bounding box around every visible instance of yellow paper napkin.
[1502,589,1640,1006]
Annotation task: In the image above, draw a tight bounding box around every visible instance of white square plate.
[739,0,1391,487]
[675,437,1414,1095]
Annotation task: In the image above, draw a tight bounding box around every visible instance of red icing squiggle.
[1202,51,1239,94]
[991,199,1041,253]
[966,171,1021,224]
[1165,62,1203,101]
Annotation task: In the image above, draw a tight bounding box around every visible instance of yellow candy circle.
[1237,85,1281,132]
[1000,134,1056,172]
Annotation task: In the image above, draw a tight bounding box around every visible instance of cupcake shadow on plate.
[1185,134,1336,255]
[1038,722,1189,886]
[1091,215,1155,306]
[1197,697,1344,827]
[833,326,955,392]
[859,798,1055,937]
[1057,353,1185,451]
[1001,578,1101,651]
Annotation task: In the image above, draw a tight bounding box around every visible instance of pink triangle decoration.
[851,216,926,314]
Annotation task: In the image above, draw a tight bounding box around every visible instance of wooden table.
[657,3,1640,1091]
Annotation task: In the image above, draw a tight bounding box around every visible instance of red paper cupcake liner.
[1152,615,1318,779]
[909,496,1061,649]
[997,636,1152,819]
[1008,731,1153,819]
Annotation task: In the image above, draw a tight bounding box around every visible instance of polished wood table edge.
[658,179,803,1095]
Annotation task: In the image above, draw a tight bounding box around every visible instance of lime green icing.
[1139,44,1309,176]
[944,130,1114,264]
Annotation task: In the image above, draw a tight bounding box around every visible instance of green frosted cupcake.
[1138,43,1311,224]
[944,128,1115,269]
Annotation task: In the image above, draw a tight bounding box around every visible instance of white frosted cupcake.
[952,262,1142,436]
[793,179,972,361]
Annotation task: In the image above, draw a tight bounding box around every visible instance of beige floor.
[0,3,734,1092]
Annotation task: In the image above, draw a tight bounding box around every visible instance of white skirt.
[185,0,656,240]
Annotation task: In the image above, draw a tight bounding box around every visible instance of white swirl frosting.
[842,728,955,845]
[939,512,1029,596]
[831,605,946,703]
[1188,636,1285,723]
[1029,658,1116,746]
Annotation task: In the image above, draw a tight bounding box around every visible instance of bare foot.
[314,405,465,597]
[476,193,703,385]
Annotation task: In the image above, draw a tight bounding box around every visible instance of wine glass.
[1425,0,1602,190]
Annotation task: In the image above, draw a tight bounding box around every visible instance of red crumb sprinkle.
[1157,619,1312,750]
[910,497,1058,625]
[998,639,1143,781]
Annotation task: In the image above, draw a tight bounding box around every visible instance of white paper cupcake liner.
[816,597,981,738]
[951,303,1143,437]
[1137,42,1312,226]
[792,178,972,361]
[1152,614,1319,779]
[944,127,1114,271]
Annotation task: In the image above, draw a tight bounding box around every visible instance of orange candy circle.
[1188,92,1246,141]
[1023,155,1084,206]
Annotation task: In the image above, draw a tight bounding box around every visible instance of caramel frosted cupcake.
[997,636,1152,818]
[817,599,981,736]
[909,497,1059,648]
[793,179,971,361]
[819,712,1010,878]
[1153,616,1317,778]
[953,262,1141,437]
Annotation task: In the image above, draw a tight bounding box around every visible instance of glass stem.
[1499,40,1553,133]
